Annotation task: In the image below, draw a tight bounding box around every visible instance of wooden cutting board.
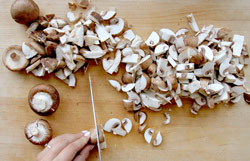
[1,0,250,160]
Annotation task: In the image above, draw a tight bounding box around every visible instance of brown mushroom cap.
[11,0,40,25]
[28,84,60,116]
[24,119,52,145]
[2,45,29,71]
[89,125,105,144]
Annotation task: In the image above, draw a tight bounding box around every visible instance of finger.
[53,131,90,161]
[37,131,88,161]
[73,145,95,161]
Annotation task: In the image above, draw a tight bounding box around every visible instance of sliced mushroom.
[26,60,41,73]
[144,128,154,144]
[232,34,244,57]
[103,118,126,136]
[123,29,135,41]
[145,31,160,47]
[243,92,250,104]
[108,80,121,91]
[122,99,134,112]
[134,111,147,125]
[198,45,213,61]
[186,13,199,32]
[121,118,132,133]
[101,10,116,21]
[154,43,169,56]
[22,42,38,59]
[153,131,162,146]
[139,55,153,70]
[109,18,125,36]
[159,28,176,43]
[121,83,135,92]
[25,119,52,145]
[127,91,141,104]
[41,58,58,73]
[2,45,29,71]
[138,123,147,133]
[89,125,105,144]
[202,62,214,77]
[163,112,171,125]
[28,84,60,116]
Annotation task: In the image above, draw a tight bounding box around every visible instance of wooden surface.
[1,0,250,160]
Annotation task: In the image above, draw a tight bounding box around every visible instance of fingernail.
[83,131,90,137]
[81,130,89,135]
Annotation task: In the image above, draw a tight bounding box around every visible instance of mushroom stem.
[30,127,39,136]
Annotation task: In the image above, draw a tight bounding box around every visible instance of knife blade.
[88,73,102,161]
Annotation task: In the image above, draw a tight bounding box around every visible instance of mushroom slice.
[164,112,170,125]
[108,80,121,91]
[68,74,76,87]
[89,125,105,144]
[139,55,153,70]
[206,83,224,95]
[56,44,76,70]
[32,65,45,77]
[89,11,103,24]
[81,49,107,59]
[186,13,199,32]
[121,118,132,133]
[29,41,45,56]
[131,35,143,48]
[25,119,52,145]
[159,28,176,43]
[122,54,140,64]
[2,45,29,71]
[127,91,141,104]
[85,35,99,46]
[198,45,213,61]
[243,92,250,104]
[219,58,230,77]
[176,63,194,72]
[122,47,134,56]
[28,84,60,116]
[101,10,116,21]
[122,83,135,92]
[107,50,121,74]
[22,42,38,59]
[231,86,245,98]
[175,36,185,49]
[95,24,111,42]
[116,39,131,49]
[176,73,194,80]
[55,69,66,80]
[122,72,135,84]
[169,45,178,61]
[138,123,147,133]
[188,80,201,94]
[41,58,58,73]
[145,31,160,47]
[67,11,81,23]
[26,60,41,73]
[75,0,89,8]
[135,75,148,93]
[190,102,201,115]
[122,99,134,112]
[194,94,206,106]
[103,118,126,136]
[134,111,147,125]
[140,93,161,109]
[123,29,135,41]
[154,43,169,56]
[67,24,84,47]
[144,128,154,144]
[153,131,162,146]
[175,28,189,37]
[202,62,214,77]
[171,91,182,107]
[184,35,198,48]
[157,58,168,77]
[26,22,39,36]
[109,18,125,36]
[232,34,244,57]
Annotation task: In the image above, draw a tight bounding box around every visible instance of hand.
[36,131,94,161]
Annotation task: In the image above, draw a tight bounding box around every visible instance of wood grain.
[1,0,250,161]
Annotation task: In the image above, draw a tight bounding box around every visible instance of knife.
[88,73,102,161]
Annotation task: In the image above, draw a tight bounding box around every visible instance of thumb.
[73,145,95,161]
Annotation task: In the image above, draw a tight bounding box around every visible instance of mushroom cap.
[11,0,40,24]
[24,119,52,145]
[2,45,29,71]
[28,84,60,116]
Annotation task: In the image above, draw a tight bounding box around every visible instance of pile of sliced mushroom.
[3,1,250,147]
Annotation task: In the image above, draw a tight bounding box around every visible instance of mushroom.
[89,125,105,144]
[22,42,38,59]
[109,18,125,36]
[108,80,121,91]
[134,111,147,125]
[138,123,147,133]
[139,55,153,70]
[103,118,126,136]
[127,91,141,104]
[75,0,89,9]
[232,34,244,57]
[202,62,214,77]
[159,28,176,43]
[163,112,170,125]
[123,29,135,41]
[28,84,60,116]
[101,10,116,21]
[184,35,198,48]
[24,119,52,145]
[11,0,40,24]
[153,131,162,146]
[122,72,135,84]
[154,43,169,56]
[41,58,58,73]
[121,83,135,92]
[68,1,77,10]
[186,13,199,32]
[89,11,103,24]
[144,128,154,144]
[198,45,213,61]
[243,92,250,104]
[2,45,29,71]
[145,31,160,47]
[121,118,132,133]
[122,99,134,112]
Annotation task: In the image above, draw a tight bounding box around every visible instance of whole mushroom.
[11,0,40,25]
[24,119,52,145]
[28,84,60,116]
[2,45,29,71]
